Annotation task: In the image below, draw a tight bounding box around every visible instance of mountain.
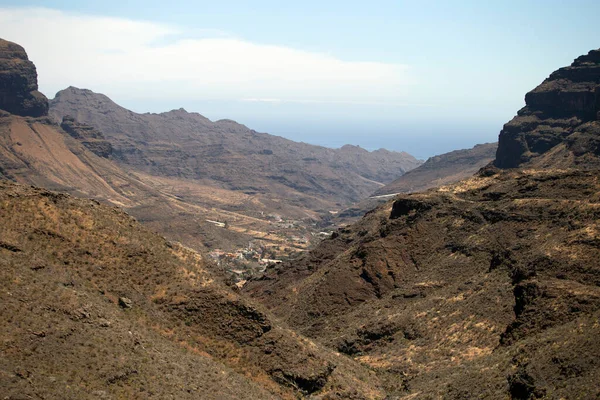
[0,38,378,267]
[49,87,422,209]
[0,180,383,399]
[374,142,497,196]
[0,40,146,203]
[495,49,600,169]
[0,37,389,398]
[0,38,266,254]
[1,36,422,270]
[244,50,600,398]
[0,39,48,117]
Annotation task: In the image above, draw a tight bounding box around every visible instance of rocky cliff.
[0,39,48,117]
[495,49,600,168]
[60,115,113,158]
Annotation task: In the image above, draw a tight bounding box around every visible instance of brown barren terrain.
[0,180,384,399]
[245,49,600,398]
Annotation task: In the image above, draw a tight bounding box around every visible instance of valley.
[1,29,600,400]
[0,37,423,280]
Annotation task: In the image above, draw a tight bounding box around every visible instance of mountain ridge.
[49,86,422,207]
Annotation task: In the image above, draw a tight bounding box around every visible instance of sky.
[1,1,599,159]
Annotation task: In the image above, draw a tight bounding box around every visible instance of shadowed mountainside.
[245,49,600,398]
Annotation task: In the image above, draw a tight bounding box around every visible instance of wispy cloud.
[0,7,413,104]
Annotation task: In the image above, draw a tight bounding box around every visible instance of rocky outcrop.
[495,49,600,168]
[0,39,48,117]
[60,115,112,157]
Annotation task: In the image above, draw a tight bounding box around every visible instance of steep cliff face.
[0,39,48,117]
[495,49,600,168]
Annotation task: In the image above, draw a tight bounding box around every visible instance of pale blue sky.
[1,1,599,158]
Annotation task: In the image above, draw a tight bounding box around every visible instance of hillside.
[245,49,600,398]
[49,87,422,208]
[0,111,266,252]
[0,180,384,399]
[0,37,387,398]
[374,142,497,196]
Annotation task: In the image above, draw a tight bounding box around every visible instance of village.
[205,213,334,286]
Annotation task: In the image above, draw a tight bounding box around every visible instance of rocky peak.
[62,86,96,95]
[51,87,118,112]
[0,38,49,117]
[340,144,366,153]
[495,49,600,168]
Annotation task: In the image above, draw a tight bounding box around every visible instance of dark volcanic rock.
[0,39,48,117]
[495,49,600,168]
[61,115,113,157]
